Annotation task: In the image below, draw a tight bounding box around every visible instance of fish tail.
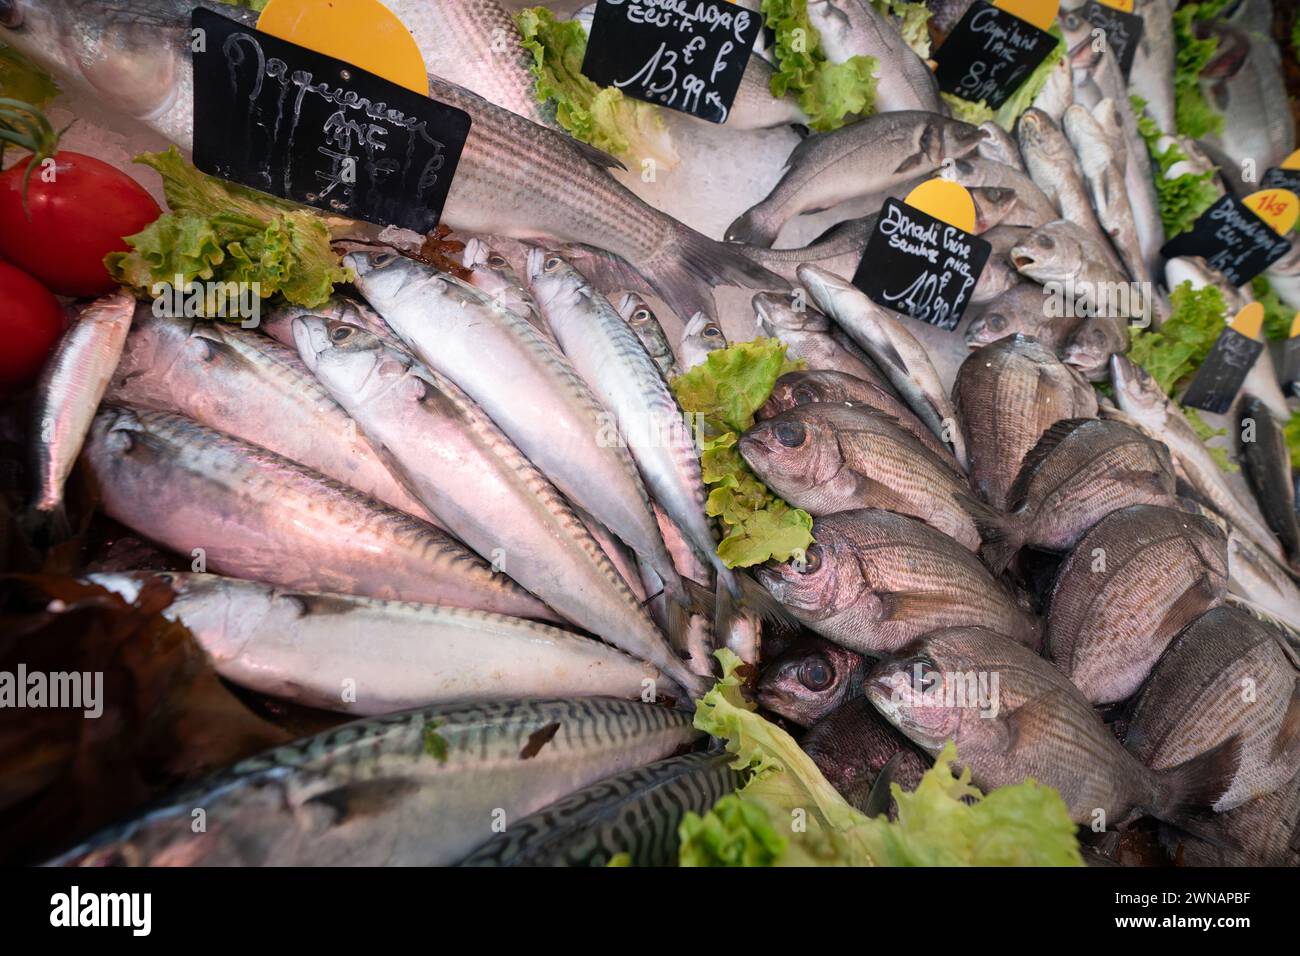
[957,493,1022,575]
[642,226,787,321]
[1152,735,1243,822]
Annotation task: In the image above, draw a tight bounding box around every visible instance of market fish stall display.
[0,0,1298,873]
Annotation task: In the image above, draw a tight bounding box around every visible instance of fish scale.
[50,698,699,866]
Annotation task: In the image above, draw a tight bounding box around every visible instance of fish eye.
[1036,235,1055,250]
[487,255,508,267]
[796,545,822,575]
[0,0,21,28]
[544,256,563,272]
[799,656,833,691]
[330,325,353,342]
[633,309,651,322]
[775,421,806,448]
[702,325,722,338]
[792,384,818,405]
[987,313,1007,331]
[908,657,939,692]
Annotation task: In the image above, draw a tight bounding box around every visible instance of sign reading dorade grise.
[581,0,762,125]
[1160,194,1293,287]
[1080,0,1143,79]
[191,8,470,232]
[852,198,991,331]
[933,1,1059,111]
[1261,166,1300,198]
[1180,328,1266,414]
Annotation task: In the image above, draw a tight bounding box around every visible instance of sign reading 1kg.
[581,0,761,125]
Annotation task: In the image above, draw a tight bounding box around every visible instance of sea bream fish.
[342,250,688,608]
[80,405,553,621]
[87,572,662,715]
[48,697,700,866]
[27,291,134,536]
[754,509,1041,655]
[866,626,1241,825]
[291,318,704,696]
[800,697,929,816]
[0,0,781,322]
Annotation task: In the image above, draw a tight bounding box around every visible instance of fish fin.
[963,498,1024,576]
[1110,467,1174,499]
[1004,418,1094,513]
[569,138,628,173]
[301,778,420,825]
[708,573,799,636]
[862,752,904,819]
[876,589,957,622]
[556,243,656,299]
[998,690,1068,755]
[1154,735,1243,822]
[643,226,788,321]
[1150,574,1220,645]
[893,149,931,176]
[1270,682,1300,764]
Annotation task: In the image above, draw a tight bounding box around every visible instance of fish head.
[679,311,727,369]
[1062,318,1124,380]
[752,291,821,336]
[1014,108,1051,154]
[1058,9,1096,64]
[802,1,856,60]
[756,637,860,726]
[615,292,656,331]
[739,408,844,497]
[0,0,197,126]
[292,315,403,405]
[759,371,837,418]
[969,187,1016,232]
[752,529,870,626]
[963,306,1019,348]
[110,307,195,394]
[1108,352,1170,431]
[524,247,590,312]
[1010,223,1085,284]
[864,634,987,750]
[343,250,474,313]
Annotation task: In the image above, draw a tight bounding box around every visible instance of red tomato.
[0,152,160,297]
[0,261,64,393]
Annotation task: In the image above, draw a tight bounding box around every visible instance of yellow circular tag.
[1280,149,1300,171]
[1290,312,1300,339]
[1229,302,1264,341]
[993,0,1060,32]
[904,179,978,234]
[1243,189,1300,236]
[258,0,428,95]
[1097,0,1134,12]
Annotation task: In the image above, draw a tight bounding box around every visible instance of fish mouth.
[1011,251,1035,270]
[290,316,330,369]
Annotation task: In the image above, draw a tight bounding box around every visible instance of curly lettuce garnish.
[1132,97,1219,238]
[761,0,879,132]
[105,146,351,314]
[671,339,812,568]
[1172,2,1226,139]
[678,651,1083,867]
[872,0,932,59]
[515,7,677,169]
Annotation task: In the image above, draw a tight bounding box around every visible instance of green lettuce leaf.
[1172,3,1225,139]
[671,339,813,568]
[1184,406,1237,473]
[678,651,1083,867]
[1251,276,1295,342]
[940,93,995,126]
[515,7,676,168]
[1132,97,1219,238]
[1285,411,1300,471]
[105,146,350,315]
[1127,281,1228,395]
[0,44,58,108]
[871,0,932,59]
[761,0,879,132]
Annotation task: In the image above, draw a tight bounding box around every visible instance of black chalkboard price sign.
[933,1,1059,111]
[1160,194,1293,287]
[851,198,991,331]
[1283,336,1300,389]
[191,8,470,233]
[580,0,762,124]
[1080,1,1143,80]
[1261,166,1300,196]
[1180,327,1265,414]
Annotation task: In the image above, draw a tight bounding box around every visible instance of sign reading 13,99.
[580,0,762,125]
